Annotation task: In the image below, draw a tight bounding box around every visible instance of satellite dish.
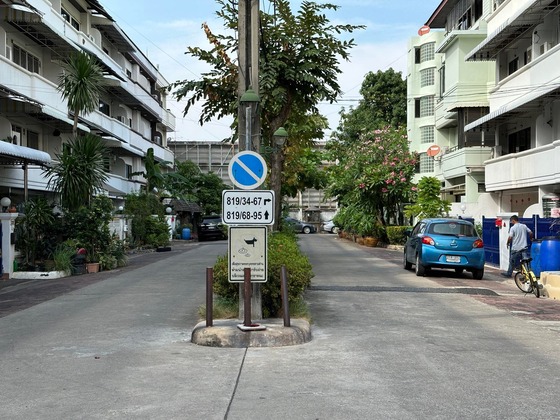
[426,144,441,157]
[418,25,431,36]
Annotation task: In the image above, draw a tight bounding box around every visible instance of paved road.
[1,235,560,419]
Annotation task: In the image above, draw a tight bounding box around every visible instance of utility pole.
[237,0,262,321]
[238,0,260,152]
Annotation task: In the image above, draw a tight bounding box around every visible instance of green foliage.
[326,126,418,228]
[131,148,184,194]
[171,1,363,142]
[44,133,109,212]
[170,0,361,211]
[335,69,407,145]
[124,193,169,248]
[404,176,451,219]
[57,51,105,136]
[333,206,385,239]
[212,232,314,318]
[281,146,328,198]
[386,226,412,245]
[167,161,228,215]
[52,244,74,272]
[15,197,56,268]
[64,196,113,262]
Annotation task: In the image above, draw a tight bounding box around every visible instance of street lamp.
[0,197,11,212]
[271,127,288,231]
[240,87,260,151]
[273,126,288,148]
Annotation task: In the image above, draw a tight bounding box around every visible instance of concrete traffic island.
[191,318,312,347]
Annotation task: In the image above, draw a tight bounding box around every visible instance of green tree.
[15,197,56,268]
[326,126,417,228]
[167,161,229,215]
[57,51,105,137]
[44,133,109,211]
[334,69,407,146]
[123,193,170,247]
[170,0,363,228]
[405,177,451,219]
[64,196,114,262]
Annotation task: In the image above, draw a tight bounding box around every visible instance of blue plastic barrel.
[182,228,191,240]
[531,239,542,277]
[540,236,560,273]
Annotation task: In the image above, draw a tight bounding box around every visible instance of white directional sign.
[228,151,268,190]
[228,226,268,282]
[222,190,275,225]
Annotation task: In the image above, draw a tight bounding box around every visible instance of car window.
[412,222,425,236]
[429,222,475,236]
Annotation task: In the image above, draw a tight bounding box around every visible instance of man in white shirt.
[501,215,533,278]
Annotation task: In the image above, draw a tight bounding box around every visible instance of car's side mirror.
[404,228,412,237]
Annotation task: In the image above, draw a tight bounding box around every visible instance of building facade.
[408,0,497,220]
[0,0,175,209]
[410,0,560,219]
[465,0,560,217]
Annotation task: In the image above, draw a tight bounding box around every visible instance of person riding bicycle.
[501,215,533,278]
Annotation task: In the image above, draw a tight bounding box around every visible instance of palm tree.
[44,133,109,211]
[57,51,104,136]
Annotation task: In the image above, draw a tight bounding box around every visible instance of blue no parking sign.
[228,151,268,190]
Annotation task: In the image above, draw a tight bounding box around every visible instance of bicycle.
[513,257,541,298]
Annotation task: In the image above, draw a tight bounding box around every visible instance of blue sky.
[100,0,442,141]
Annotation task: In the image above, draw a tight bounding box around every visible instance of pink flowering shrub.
[326,126,418,233]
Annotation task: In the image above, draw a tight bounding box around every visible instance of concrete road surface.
[1,235,560,419]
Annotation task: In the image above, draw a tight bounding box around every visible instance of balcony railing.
[485,140,560,191]
[440,146,493,178]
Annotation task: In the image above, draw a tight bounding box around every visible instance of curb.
[191,318,312,348]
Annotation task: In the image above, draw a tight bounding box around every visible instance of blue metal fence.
[481,216,560,267]
[482,217,500,266]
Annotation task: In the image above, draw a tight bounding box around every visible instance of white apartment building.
[409,0,560,219]
[465,0,560,217]
[407,0,497,220]
[0,0,175,208]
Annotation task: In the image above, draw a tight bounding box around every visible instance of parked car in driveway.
[284,217,316,234]
[403,218,485,279]
[197,215,226,241]
[321,220,338,233]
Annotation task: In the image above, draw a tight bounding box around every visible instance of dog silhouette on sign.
[244,237,258,247]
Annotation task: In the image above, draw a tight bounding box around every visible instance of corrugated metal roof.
[0,141,51,165]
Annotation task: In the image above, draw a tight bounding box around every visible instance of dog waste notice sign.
[228,226,267,283]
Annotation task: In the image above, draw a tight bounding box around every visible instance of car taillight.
[473,239,484,248]
[421,236,435,246]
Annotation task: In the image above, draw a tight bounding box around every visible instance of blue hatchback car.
[403,218,485,279]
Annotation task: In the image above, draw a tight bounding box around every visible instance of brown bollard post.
[244,267,252,327]
[281,265,290,327]
[206,267,213,327]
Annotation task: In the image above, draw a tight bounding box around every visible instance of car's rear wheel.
[403,251,412,270]
[415,254,426,277]
[303,226,312,234]
[472,268,484,280]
